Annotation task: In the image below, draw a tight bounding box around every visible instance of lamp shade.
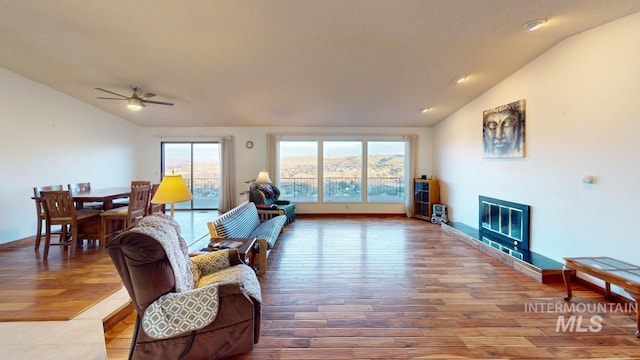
[255,169,272,184]
[151,175,193,204]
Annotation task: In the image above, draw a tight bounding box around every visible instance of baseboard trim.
[441,222,564,283]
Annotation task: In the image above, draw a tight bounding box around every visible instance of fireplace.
[479,196,530,259]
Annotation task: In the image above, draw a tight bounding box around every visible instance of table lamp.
[151,175,193,217]
[255,169,272,184]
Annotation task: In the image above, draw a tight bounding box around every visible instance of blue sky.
[162,141,404,160]
[163,143,220,162]
[281,141,404,157]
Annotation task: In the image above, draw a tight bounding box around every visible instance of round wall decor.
[245,141,254,149]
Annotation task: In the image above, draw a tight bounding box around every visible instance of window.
[367,141,405,203]
[278,138,407,204]
[161,142,220,210]
[279,141,318,202]
[323,141,362,202]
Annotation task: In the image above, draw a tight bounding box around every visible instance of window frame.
[276,136,407,205]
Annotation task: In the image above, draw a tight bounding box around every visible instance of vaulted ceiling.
[2,1,639,127]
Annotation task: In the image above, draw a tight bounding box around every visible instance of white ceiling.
[2,1,640,128]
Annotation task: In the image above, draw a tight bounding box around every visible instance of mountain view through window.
[279,140,405,203]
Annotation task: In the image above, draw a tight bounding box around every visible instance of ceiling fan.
[95,85,174,110]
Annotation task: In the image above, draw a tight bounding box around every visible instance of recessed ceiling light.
[421,107,432,114]
[452,75,467,84]
[523,19,547,31]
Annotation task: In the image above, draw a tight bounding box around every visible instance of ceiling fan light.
[127,98,143,111]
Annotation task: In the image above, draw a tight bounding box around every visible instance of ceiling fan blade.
[141,99,174,106]
[95,87,128,99]
[140,92,156,99]
[96,97,126,100]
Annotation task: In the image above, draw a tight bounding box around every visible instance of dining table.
[30,186,131,255]
[71,187,131,210]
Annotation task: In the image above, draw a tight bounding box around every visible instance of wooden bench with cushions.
[207,201,286,275]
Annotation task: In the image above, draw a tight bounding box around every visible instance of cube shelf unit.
[413,179,440,221]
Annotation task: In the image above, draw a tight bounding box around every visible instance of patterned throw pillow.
[257,183,275,199]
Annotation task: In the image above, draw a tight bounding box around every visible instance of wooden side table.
[197,237,259,273]
[563,256,640,337]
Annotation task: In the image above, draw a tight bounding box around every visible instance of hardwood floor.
[0,237,123,321]
[105,215,640,359]
[0,211,214,323]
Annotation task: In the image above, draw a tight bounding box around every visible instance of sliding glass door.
[161,142,220,210]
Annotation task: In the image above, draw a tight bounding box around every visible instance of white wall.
[136,126,433,214]
[434,12,640,265]
[0,68,139,244]
[0,61,432,244]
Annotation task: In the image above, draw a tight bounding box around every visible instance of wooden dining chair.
[112,180,151,208]
[40,190,102,260]
[100,184,151,249]
[67,182,103,210]
[131,180,151,187]
[147,183,165,215]
[33,185,64,251]
[69,182,91,192]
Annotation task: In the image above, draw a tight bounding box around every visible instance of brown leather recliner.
[108,214,261,360]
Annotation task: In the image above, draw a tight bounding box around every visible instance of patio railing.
[177,177,220,209]
[175,176,404,208]
[280,176,404,202]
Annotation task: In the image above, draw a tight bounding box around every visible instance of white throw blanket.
[129,214,194,292]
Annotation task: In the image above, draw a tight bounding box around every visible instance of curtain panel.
[404,134,417,217]
[218,136,235,213]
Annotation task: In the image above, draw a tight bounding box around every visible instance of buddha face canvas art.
[483,99,525,158]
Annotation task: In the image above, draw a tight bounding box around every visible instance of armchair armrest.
[191,249,232,274]
[142,284,220,339]
[192,249,244,271]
